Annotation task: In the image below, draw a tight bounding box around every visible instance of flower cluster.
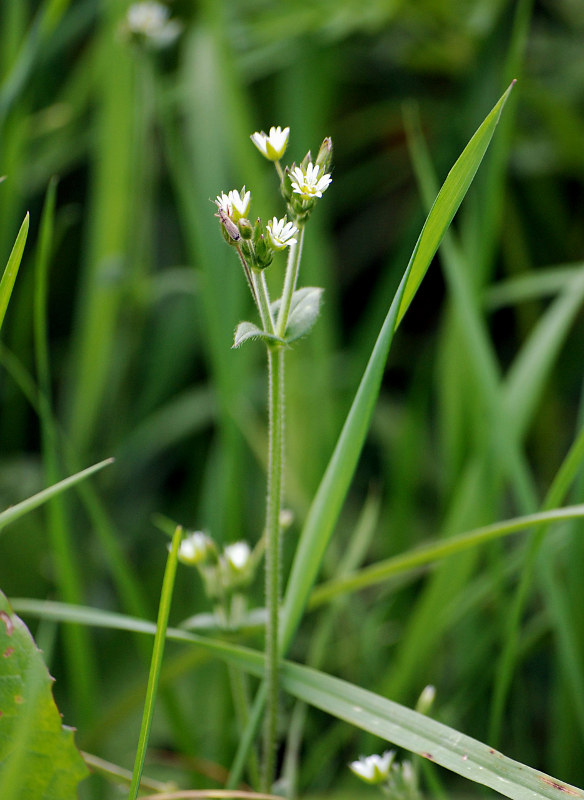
[214,186,298,271]
[177,530,257,599]
[214,126,332,266]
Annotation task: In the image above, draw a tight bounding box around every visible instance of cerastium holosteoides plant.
[213,125,333,790]
[5,78,584,800]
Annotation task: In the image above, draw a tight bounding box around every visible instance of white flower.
[266,216,298,250]
[349,751,395,784]
[215,191,232,216]
[125,2,182,47]
[177,531,213,566]
[223,541,251,572]
[228,186,251,220]
[215,187,251,222]
[250,126,290,161]
[290,163,332,199]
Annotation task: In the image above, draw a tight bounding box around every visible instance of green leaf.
[11,599,584,800]
[272,287,324,342]
[232,321,284,348]
[309,503,584,608]
[396,81,515,327]
[281,83,516,652]
[0,592,88,799]
[0,214,29,335]
[0,458,114,536]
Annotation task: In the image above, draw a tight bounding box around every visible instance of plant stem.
[262,343,285,791]
[235,244,259,310]
[275,225,305,339]
[253,268,276,335]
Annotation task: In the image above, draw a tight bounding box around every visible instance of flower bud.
[315,137,333,173]
[300,150,312,170]
[416,684,436,715]
[254,234,273,270]
[237,217,253,239]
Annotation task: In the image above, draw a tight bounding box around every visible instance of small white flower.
[215,191,233,217]
[349,751,395,784]
[177,531,213,566]
[290,163,332,199]
[223,541,251,572]
[266,216,298,250]
[250,126,290,161]
[228,186,251,220]
[125,2,182,47]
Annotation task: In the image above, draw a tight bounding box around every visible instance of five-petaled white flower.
[266,216,298,250]
[250,126,290,161]
[290,163,332,199]
[348,751,395,785]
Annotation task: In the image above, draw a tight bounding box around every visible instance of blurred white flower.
[266,216,298,250]
[290,163,332,199]
[250,126,290,161]
[223,541,251,571]
[349,750,395,784]
[177,531,213,565]
[125,2,182,47]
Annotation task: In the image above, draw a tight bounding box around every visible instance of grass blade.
[396,81,515,326]
[128,525,183,800]
[281,81,516,653]
[0,212,29,333]
[13,599,583,800]
[0,457,113,534]
[309,504,584,607]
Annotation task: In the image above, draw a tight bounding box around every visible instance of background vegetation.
[1,0,583,797]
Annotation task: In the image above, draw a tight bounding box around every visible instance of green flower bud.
[237,217,253,239]
[315,136,333,173]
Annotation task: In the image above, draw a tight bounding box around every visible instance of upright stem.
[275,225,305,339]
[262,342,285,791]
[253,268,276,335]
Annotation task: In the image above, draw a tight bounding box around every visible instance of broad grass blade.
[281,82,516,651]
[12,599,583,800]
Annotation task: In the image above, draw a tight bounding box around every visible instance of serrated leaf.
[0,591,88,799]
[232,320,284,349]
[282,287,324,342]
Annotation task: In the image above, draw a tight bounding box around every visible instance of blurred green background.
[1,0,584,796]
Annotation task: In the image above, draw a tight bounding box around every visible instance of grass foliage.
[1,0,584,797]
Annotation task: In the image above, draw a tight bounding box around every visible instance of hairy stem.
[253,268,276,335]
[262,343,285,791]
[275,225,305,339]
